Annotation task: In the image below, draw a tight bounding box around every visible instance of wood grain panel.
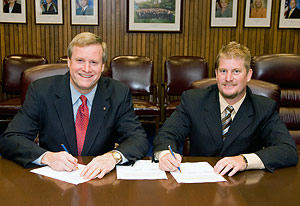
[1,0,300,107]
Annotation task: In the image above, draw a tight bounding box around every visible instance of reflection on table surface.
[0,156,299,206]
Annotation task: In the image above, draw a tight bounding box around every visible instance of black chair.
[110,55,160,134]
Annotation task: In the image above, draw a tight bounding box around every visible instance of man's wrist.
[240,154,248,170]
[107,151,122,164]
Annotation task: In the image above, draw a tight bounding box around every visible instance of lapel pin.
[103,106,106,111]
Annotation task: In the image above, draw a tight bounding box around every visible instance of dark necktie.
[82,8,85,15]
[221,105,234,141]
[75,95,89,156]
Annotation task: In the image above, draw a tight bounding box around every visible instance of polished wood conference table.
[0,156,300,206]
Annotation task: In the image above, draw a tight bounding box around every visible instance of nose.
[225,71,233,81]
[83,62,91,72]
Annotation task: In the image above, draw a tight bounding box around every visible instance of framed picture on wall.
[71,0,98,25]
[34,0,63,24]
[211,0,238,27]
[244,0,272,27]
[279,0,300,28]
[0,0,26,23]
[127,0,183,32]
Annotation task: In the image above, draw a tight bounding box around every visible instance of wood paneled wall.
[1,0,299,99]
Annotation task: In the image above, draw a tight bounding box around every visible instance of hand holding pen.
[168,145,182,173]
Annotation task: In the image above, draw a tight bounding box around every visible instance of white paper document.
[30,164,89,185]
[116,160,167,180]
[171,162,227,183]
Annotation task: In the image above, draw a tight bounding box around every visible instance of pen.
[168,145,182,173]
[61,144,69,153]
[61,144,78,170]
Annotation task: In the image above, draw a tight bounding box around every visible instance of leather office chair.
[251,54,300,152]
[180,77,280,155]
[56,55,112,77]
[164,56,208,117]
[20,64,69,104]
[0,54,47,128]
[110,55,160,134]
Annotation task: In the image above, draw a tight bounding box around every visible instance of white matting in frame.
[35,0,63,24]
[244,0,272,27]
[211,0,238,27]
[71,0,98,25]
[279,0,300,28]
[127,0,182,32]
[0,0,26,23]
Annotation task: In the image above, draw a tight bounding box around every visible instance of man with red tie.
[0,32,149,179]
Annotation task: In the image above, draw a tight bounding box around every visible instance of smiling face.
[216,57,252,105]
[68,44,105,94]
[220,0,228,8]
[290,0,297,9]
[255,0,262,8]
[80,0,89,7]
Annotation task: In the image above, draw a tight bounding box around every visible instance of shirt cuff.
[154,150,170,161]
[243,153,265,170]
[32,152,48,166]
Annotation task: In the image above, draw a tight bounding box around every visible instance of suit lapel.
[54,72,78,155]
[81,77,110,155]
[221,90,254,155]
[203,87,224,149]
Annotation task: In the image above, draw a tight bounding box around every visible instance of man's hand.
[214,156,247,177]
[41,151,78,172]
[159,152,182,172]
[80,153,116,180]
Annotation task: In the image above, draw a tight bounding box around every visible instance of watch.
[109,151,122,164]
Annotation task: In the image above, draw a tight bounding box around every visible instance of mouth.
[79,74,93,78]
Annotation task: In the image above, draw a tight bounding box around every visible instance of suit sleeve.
[254,100,298,172]
[0,83,47,168]
[113,87,149,161]
[153,91,192,154]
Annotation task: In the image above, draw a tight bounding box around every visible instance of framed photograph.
[34,0,63,24]
[279,0,300,28]
[211,0,238,27]
[0,0,26,23]
[244,0,272,27]
[71,0,98,25]
[127,0,183,32]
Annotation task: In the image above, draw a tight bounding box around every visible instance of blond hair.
[216,41,251,73]
[67,32,107,63]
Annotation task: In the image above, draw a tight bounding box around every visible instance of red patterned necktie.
[75,95,89,156]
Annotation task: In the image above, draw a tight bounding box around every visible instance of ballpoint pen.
[61,144,78,170]
[168,145,182,173]
[61,144,69,153]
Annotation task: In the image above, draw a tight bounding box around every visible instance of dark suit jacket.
[153,84,298,172]
[42,3,58,14]
[76,6,93,15]
[285,7,300,18]
[3,3,21,13]
[0,73,149,168]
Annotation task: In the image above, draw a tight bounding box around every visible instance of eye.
[76,59,83,63]
[90,61,98,66]
[233,69,241,74]
[219,69,227,74]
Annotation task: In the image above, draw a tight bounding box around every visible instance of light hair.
[216,41,251,73]
[67,32,107,63]
[253,0,265,9]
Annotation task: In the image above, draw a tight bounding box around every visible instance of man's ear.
[247,69,253,82]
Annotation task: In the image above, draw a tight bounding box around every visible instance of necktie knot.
[80,95,87,106]
[225,105,234,114]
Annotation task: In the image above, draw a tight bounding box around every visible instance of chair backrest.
[110,55,154,95]
[165,56,208,96]
[2,54,48,95]
[20,64,69,104]
[191,78,280,107]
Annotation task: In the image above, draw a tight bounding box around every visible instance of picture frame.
[244,0,272,27]
[127,0,183,33]
[279,0,300,28]
[211,0,238,27]
[34,0,63,24]
[0,0,26,23]
[71,0,98,25]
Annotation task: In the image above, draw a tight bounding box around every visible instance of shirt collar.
[70,83,98,105]
[219,92,246,115]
